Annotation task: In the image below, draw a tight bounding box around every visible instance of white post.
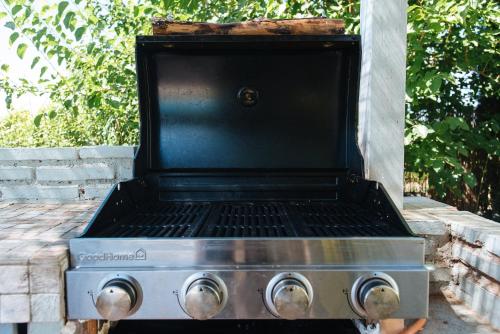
[359,0,408,209]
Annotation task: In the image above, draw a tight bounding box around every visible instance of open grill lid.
[133,35,364,177]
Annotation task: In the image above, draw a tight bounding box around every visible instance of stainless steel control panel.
[66,267,428,320]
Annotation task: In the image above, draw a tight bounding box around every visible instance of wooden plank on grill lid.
[151,17,345,36]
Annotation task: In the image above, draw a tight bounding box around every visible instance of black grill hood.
[134,35,363,177]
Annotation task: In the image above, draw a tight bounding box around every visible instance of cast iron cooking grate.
[292,202,403,237]
[202,203,296,237]
[93,202,211,237]
[86,201,408,238]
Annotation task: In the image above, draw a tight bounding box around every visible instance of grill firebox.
[85,201,409,238]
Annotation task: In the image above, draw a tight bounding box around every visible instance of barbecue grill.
[66,35,428,326]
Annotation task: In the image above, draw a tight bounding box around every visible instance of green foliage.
[0,109,89,147]
[405,0,499,216]
[0,0,358,146]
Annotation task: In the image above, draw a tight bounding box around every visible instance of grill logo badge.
[135,248,146,260]
[78,248,147,262]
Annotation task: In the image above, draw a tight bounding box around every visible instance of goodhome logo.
[78,248,146,261]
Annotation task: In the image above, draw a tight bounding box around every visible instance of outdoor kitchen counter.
[0,198,498,333]
[0,201,97,331]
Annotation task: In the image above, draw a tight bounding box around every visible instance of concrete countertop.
[0,201,97,325]
[0,197,498,333]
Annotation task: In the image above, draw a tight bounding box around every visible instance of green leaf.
[63,100,72,109]
[11,4,22,15]
[40,66,48,77]
[446,117,469,131]
[33,114,43,127]
[95,55,105,67]
[430,77,442,93]
[57,1,69,17]
[48,110,57,119]
[107,98,121,108]
[0,64,9,72]
[8,32,19,46]
[463,173,477,188]
[0,11,7,20]
[74,26,86,41]
[4,21,15,30]
[16,43,27,59]
[30,56,40,69]
[86,42,95,54]
[431,159,444,173]
[63,11,75,29]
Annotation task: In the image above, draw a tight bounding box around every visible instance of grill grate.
[94,202,211,238]
[202,203,296,238]
[292,202,403,237]
[86,201,408,238]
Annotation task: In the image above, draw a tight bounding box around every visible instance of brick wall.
[0,146,135,201]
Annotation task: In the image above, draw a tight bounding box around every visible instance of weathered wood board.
[152,18,344,35]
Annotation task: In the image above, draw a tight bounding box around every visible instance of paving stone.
[0,185,79,201]
[0,148,78,161]
[0,294,30,323]
[407,220,448,236]
[30,294,64,322]
[452,242,500,281]
[78,145,134,159]
[117,160,133,180]
[0,167,33,181]
[36,164,114,182]
[403,196,456,210]
[28,321,65,334]
[0,265,28,293]
[30,265,63,294]
[82,184,114,200]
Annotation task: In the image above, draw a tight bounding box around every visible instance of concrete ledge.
[78,146,134,159]
[0,148,78,161]
[0,185,79,200]
[82,184,114,200]
[0,167,33,181]
[36,164,115,182]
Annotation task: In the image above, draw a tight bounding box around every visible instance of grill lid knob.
[271,278,312,320]
[95,279,137,321]
[184,278,224,320]
[358,278,400,319]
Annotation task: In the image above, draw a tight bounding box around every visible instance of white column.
[359,0,408,208]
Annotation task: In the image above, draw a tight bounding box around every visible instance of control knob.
[95,279,138,321]
[181,273,227,320]
[357,277,400,319]
[266,273,313,320]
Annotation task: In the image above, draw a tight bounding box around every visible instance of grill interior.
[85,201,410,238]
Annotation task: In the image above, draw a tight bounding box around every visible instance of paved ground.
[425,289,499,333]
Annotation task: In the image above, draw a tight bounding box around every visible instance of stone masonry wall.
[404,197,500,330]
[0,146,135,201]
